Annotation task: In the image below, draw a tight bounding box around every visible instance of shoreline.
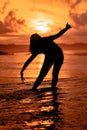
[0,43,87,54]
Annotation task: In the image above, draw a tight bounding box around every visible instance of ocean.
[0,48,87,130]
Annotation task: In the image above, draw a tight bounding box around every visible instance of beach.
[0,47,87,130]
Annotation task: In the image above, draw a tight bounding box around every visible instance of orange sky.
[0,0,87,44]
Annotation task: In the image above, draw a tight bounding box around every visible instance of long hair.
[30,33,41,53]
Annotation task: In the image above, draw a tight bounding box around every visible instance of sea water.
[0,49,87,130]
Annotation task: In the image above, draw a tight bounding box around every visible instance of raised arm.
[20,53,37,81]
[47,23,71,41]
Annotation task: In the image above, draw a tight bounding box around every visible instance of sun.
[31,19,52,33]
[35,23,50,33]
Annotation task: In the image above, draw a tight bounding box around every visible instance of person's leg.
[32,56,53,90]
[52,62,62,88]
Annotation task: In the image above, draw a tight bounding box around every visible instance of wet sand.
[0,50,87,130]
[0,77,87,130]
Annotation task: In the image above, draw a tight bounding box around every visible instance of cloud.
[75,29,87,36]
[65,0,82,8]
[0,1,26,34]
[0,9,26,34]
[0,0,10,14]
[70,11,87,27]
[0,21,12,34]
[71,0,81,8]
[67,0,87,29]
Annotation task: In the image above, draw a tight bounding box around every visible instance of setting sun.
[0,1,87,130]
[31,17,53,33]
[0,0,87,44]
[34,21,50,33]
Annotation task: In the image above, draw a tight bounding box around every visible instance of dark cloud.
[75,29,87,36]
[0,21,12,34]
[0,1,26,34]
[4,10,26,31]
[0,0,9,14]
[0,9,26,34]
[71,0,81,8]
[67,0,87,28]
[63,0,81,8]
[70,11,87,27]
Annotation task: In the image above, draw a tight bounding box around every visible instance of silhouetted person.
[20,23,71,90]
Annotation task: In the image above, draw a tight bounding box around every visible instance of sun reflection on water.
[21,88,63,129]
[41,106,54,112]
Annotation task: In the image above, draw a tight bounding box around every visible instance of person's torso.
[39,37,63,56]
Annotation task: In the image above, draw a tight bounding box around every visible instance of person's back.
[40,37,64,63]
[30,34,63,57]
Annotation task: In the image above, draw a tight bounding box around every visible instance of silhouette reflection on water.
[0,84,64,129]
[22,87,63,129]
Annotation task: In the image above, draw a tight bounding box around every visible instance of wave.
[65,52,87,56]
[0,51,14,55]
[73,52,87,56]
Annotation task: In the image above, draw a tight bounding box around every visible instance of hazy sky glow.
[0,0,87,44]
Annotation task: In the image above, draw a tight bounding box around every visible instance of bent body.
[20,23,71,90]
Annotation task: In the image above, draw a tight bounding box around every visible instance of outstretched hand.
[20,71,25,82]
[66,23,71,29]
